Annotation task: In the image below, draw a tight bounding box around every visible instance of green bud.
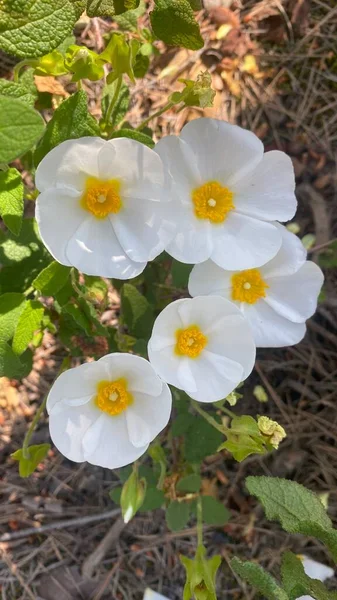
[257,416,286,449]
[64,45,105,82]
[120,467,147,524]
[181,545,221,600]
[35,50,67,76]
[253,385,268,403]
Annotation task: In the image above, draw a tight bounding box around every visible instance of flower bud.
[180,545,221,600]
[258,416,286,449]
[120,467,147,524]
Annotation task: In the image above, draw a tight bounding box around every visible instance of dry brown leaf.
[37,566,101,600]
[0,377,19,411]
[201,477,218,498]
[209,7,240,27]
[290,0,309,36]
[220,70,240,96]
[221,28,253,57]
[34,76,68,97]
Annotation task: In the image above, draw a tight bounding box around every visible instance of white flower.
[148,296,255,403]
[36,137,174,279]
[297,555,334,600]
[143,590,170,600]
[47,353,172,468]
[189,224,324,348]
[155,118,297,270]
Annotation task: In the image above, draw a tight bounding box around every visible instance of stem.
[157,459,166,490]
[136,101,174,131]
[13,59,38,82]
[105,75,123,131]
[22,396,48,459]
[192,401,225,434]
[196,495,203,547]
[24,285,34,298]
[218,405,236,419]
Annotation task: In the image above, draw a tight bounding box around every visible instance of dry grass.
[1,1,337,597]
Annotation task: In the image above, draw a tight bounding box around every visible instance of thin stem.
[157,459,166,490]
[192,401,225,434]
[217,405,236,419]
[196,495,203,547]
[105,75,123,132]
[22,396,48,459]
[309,237,337,253]
[13,59,37,82]
[136,101,174,131]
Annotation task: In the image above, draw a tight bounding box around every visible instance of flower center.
[231,269,269,304]
[192,181,235,223]
[81,176,122,219]
[175,325,207,358]
[94,378,133,416]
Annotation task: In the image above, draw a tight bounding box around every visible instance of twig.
[0,508,120,542]
[82,516,125,578]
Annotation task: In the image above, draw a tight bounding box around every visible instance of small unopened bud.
[120,467,146,524]
[258,416,286,449]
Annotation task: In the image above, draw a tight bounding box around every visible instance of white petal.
[242,301,306,347]
[166,213,213,264]
[125,383,172,447]
[98,138,166,201]
[143,589,170,600]
[187,353,243,402]
[148,299,185,351]
[206,314,256,379]
[177,358,198,393]
[35,137,106,192]
[48,401,102,463]
[176,295,247,334]
[98,353,163,397]
[148,341,182,389]
[47,361,110,414]
[36,189,85,266]
[265,261,324,322]
[261,223,307,279]
[112,198,173,262]
[188,260,233,299]
[233,151,296,221]
[83,412,148,468]
[211,212,282,270]
[65,214,146,278]
[302,556,334,581]
[180,118,264,185]
[155,134,201,190]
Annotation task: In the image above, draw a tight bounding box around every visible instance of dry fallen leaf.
[37,566,102,600]
[34,75,68,97]
[209,7,240,27]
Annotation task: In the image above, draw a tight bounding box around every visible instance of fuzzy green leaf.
[121,283,154,338]
[184,415,223,463]
[114,0,145,30]
[109,127,154,147]
[34,90,100,166]
[0,0,85,58]
[0,293,26,343]
[12,300,45,355]
[33,262,70,296]
[150,0,203,50]
[0,341,31,378]
[201,496,230,526]
[87,0,139,16]
[11,443,50,478]
[0,96,45,164]
[0,79,37,106]
[0,168,24,236]
[166,500,190,531]
[231,558,289,600]
[281,552,337,600]
[176,474,202,493]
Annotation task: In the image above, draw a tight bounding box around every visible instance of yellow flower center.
[231,269,269,304]
[175,325,207,358]
[192,180,235,223]
[81,176,122,219]
[94,378,133,416]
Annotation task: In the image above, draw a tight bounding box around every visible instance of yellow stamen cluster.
[175,325,207,358]
[95,378,133,416]
[81,176,122,219]
[231,268,269,304]
[192,180,234,223]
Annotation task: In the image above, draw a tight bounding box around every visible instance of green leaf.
[0,168,24,236]
[34,90,100,166]
[133,52,150,78]
[0,79,37,106]
[114,0,145,30]
[33,262,70,296]
[109,128,154,148]
[170,71,215,109]
[166,500,190,531]
[200,496,230,526]
[0,96,45,164]
[87,0,139,16]
[177,474,202,493]
[11,444,50,478]
[12,300,45,355]
[0,340,31,378]
[218,415,272,462]
[150,0,204,50]
[184,415,223,463]
[84,275,108,303]
[0,293,26,343]
[121,283,154,338]
[246,477,333,534]
[140,487,165,511]
[231,558,289,600]
[109,486,122,504]
[0,0,85,58]
[296,522,337,564]
[64,45,105,82]
[181,546,221,600]
[281,552,337,600]
[171,412,195,436]
[101,33,139,83]
[171,259,193,288]
[101,80,130,127]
